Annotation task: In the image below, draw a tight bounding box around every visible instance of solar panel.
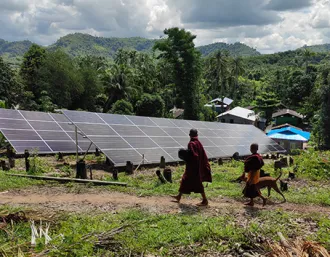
[0,108,94,154]
[63,110,286,167]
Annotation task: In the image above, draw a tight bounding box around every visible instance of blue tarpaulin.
[267,127,310,141]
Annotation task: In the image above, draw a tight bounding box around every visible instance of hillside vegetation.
[1,27,330,147]
[0,33,261,60]
[197,42,260,56]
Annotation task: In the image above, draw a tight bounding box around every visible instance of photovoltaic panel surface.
[63,110,286,167]
[0,108,94,154]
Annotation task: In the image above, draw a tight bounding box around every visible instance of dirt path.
[1,187,329,217]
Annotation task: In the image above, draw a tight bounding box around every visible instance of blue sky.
[0,0,329,53]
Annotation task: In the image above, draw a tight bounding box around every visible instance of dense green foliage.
[198,42,260,57]
[154,28,202,120]
[0,33,263,62]
[0,39,33,60]
[1,28,330,145]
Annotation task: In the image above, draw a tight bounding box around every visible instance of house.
[272,109,304,127]
[204,97,233,114]
[267,126,310,153]
[217,107,256,124]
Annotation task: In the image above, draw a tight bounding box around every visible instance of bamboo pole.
[7,174,127,186]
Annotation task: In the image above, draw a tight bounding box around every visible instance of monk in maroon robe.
[241,143,267,206]
[172,129,212,206]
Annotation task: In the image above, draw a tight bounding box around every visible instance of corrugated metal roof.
[267,127,310,140]
[272,109,304,119]
[209,97,233,106]
[216,107,256,121]
[269,133,308,142]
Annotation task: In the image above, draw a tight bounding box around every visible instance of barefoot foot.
[197,200,208,206]
[170,195,181,203]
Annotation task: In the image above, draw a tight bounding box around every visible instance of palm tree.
[102,64,138,113]
[302,48,315,73]
[231,56,245,100]
[208,50,229,97]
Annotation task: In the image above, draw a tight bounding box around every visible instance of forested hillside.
[197,42,260,56]
[299,44,330,53]
[0,33,261,60]
[1,28,330,148]
[0,39,33,62]
[48,33,157,58]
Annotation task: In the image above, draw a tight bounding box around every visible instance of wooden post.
[125,161,134,175]
[95,148,100,156]
[24,150,30,172]
[163,168,172,183]
[57,152,63,161]
[76,160,87,179]
[218,158,223,166]
[160,156,166,169]
[1,160,9,171]
[113,169,118,180]
[6,146,15,168]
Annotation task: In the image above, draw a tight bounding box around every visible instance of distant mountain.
[299,44,330,53]
[48,33,157,58]
[197,42,261,57]
[0,39,33,62]
[0,33,263,61]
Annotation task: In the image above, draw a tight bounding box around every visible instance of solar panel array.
[0,108,94,154]
[63,110,285,167]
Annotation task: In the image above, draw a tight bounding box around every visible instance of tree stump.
[1,160,9,171]
[289,156,294,166]
[57,152,63,161]
[95,148,100,157]
[105,157,111,166]
[76,160,87,179]
[24,150,30,172]
[113,169,118,180]
[163,168,172,183]
[160,156,166,169]
[125,161,134,175]
[156,170,166,184]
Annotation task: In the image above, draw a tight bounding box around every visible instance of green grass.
[0,171,46,191]
[100,161,330,206]
[3,157,330,206]
[0,207,328,256]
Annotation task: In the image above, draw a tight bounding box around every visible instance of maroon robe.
[179,137,212,194]
[244,153,264,173]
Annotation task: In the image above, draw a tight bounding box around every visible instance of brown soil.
[1,186,329,217]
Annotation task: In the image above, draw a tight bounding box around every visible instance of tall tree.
[154,27,202,120]
[102,63,138,113]
[255,91,281,125]
[318,66,330,148]
[301,48,315,73]
[231,56,245,100]
[207,50,229,98]
[0,57,20,107]
[20,44,46,100]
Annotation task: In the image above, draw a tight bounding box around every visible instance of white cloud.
[0,0,329,53]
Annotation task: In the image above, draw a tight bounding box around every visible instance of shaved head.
[250,143,259,154]
[189,128,198,137]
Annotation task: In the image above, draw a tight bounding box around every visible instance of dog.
[238,172,286,202]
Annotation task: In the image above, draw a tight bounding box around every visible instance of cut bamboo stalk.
[7,174,127,187]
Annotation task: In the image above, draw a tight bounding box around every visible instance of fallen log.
[6,174,127,187]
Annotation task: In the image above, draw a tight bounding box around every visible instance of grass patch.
[0,171,45,191]
[0,207,328,256]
